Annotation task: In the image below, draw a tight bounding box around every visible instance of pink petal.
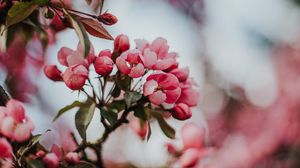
[153,58,176,70]
[135,39,149,52]
[57,47,74,66]
[150,37,169,58]
[179,148,200,168]
[13,122,33,142]
[6,99,25,122]
[43,153,59,168]
[116,55,130,75]
[143,48,157,68]
[165,87,181,104]
[66,51,85,67]
[181,123,205,149]
[0,138,13,158]
[51,144,63,160]
[128,63,144,78]
[143,80,158,96]
[1,117,15,139]
[157,73,179,90]
[148,90,166,105]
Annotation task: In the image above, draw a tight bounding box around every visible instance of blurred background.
[4,0,300,167]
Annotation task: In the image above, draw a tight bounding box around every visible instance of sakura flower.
[62,64,88,90]
[44,65,63,81]
[43,144,62,168]
[172,103,192,120]
[179,148,200,168]
[116,49,145,78]
[170,67,189,82]
[0,99,34,142]
[114,34,130,54]
[181,123,205,150]
[0,138,12,159]
[94,49,114,76]
[177,79,200,107]
[98,13,118,25]
[136,37,177,70]
[143,73,181,105]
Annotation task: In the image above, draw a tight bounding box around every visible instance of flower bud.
[98,13,118,25]
[36,150,46,158]
[94,56,114,76]
[0,138,13,159]
[62,64,88,90]
[65,152,80,165]
[114,34,130,54]
[170,67,189,82]
[98,49,112,58]
[44,65,63,81]
[166,143,177,154]
[50,15,67,32]
[43,153,59,168]
[172,103,192,120]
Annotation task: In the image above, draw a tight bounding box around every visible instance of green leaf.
[107,100,126,112]
[151,112,175,139]
[75,102,96,142]
[100,108,118,125]
[124,91,142,107]
[63,8,91,58]
[111,85,121,98]
[33,0,50,5]
[134,105,147,121]
[27,159,45,168]
[6,2,38,27]
[116,73,131,91]
[53,101,84,121]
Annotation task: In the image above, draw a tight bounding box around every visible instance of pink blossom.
[114,34,130,54]
[172,103,192,120]
[170,67,189,82]
[98,13,118,25]
[44,65,62,81]
[36,150,46,158]
[116,49,145,78]
[181,123,205,150]
[0,99,34,142]
[179,148,200,168]
[65,152,80,165]
[176,80,200,107]
[143,73,181,105]
[94,55,114,76]
[0,138,12,159]
[62,64,88,90]
[136,37,177,70]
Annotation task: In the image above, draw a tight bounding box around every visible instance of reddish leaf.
[78,17,113,40]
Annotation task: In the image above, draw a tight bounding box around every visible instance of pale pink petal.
[165,87,181,104]
[157,73,179,90]
[77,42,95,56]
[143,80,158,96]
[66,51,85,67]
[51,144,62,160]
[128,63,144,78]
[13,122,32,142]
[153,58,176,70]
[43,153,59,168]
[135,39,149,52]
[6,99,25,122]
[57,47,74,66]
[148,90,166,105]
[177,87,200,107]
[143,48,157,68]
[1,117,15,139]
[150,37,169,58]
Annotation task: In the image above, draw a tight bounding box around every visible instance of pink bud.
[98,13,118,25]
[166,143,176,154]
[6,99,25,122]
[114,34,130,53]
[94,56,114,76]
[50,15,67,32]
[36,150,46,158]
[43,153,59,168]
[98,49,112,58]
[172,103,192,120]
[181,123,205,149]
[65,152,80,165]
[44,65,63,81]
[170,67,189,82]
[0,138,13,159]
[62,64,88,90]
[179,148,200,168]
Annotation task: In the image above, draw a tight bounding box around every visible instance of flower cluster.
[166,123,213,168]
[45,34,200,120]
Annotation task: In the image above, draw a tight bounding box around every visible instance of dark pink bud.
[44,65,63,81]
[50,15,67,32]
[43,153,59,168]
[36,150,46,158]
[65,152,80,165]
[172,103,192,120]
[98,13,118,25]
[94,56,114,76]
[114,34,130,53]
[166,143,176,154]
[98,49,112,58]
